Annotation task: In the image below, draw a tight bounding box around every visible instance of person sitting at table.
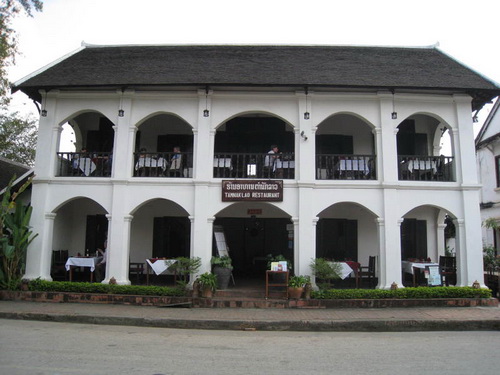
[168,146,183,177]
[95,239,107,282]
[264,145,281,178]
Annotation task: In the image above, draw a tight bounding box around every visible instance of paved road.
[1,319,499,375]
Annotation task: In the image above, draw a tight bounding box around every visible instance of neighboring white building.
[476,99,500,251]
[13,44,500,288]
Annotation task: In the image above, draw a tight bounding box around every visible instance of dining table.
[145,258,178,285]
[72,157,96,176]
[65,256,103,282]
[401,260,440,286]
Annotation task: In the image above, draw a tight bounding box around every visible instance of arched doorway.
[56,111,115,177]
[214,202,293,282]
[214,114,295,179]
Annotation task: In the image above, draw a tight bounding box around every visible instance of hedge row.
[27,279,186,297]
[311,287,492,299]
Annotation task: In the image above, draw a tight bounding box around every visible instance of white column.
[377,92,399,183]
[24,212,56,281]
[297,90,315,182]
[453,95,476,185]
[34,90,59,179]
[454,218,466,286]
[194,89,212,181]
[309,217,319,289]
[378,201,404,289]
[112,89,134,179]
[24,182,53,280]
[191,213,213,278]
[437,223,447,258]
[105,214,132,285]
[375,218,386,288]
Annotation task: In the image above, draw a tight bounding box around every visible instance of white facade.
[477,100,500,249]
[24,87,486,288]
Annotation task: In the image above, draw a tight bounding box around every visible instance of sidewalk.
[1,300,499,331]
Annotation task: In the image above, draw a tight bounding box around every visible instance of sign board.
[425,265,442,286]
[222,180,283,202]
[213,225,229,257]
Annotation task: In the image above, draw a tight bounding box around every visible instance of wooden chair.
[358,256,376,287]
[439,256,456,286]
[51,250,69,281]
[129,262,145,284]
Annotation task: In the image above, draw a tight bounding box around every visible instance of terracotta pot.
[288,287,304,299]
[201,287,214,298]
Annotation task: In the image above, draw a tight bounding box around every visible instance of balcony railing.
[56,152,113,177]
[214,152,295,179]
[398,155,455,182]
[316,154,377,180]
[133,152,193,177]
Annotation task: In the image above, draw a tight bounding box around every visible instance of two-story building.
[13,44,500,288]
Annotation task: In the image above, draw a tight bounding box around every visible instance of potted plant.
[196,272,217,298]
[310,258,341,290]
[211,256,233,290]
[170,257,201,289]
[288,275,310,299]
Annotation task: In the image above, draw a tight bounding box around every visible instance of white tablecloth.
[65,257,102,272]
[73,157,96,176]
[146,259,177,275]
[407,160,437,173]
[275,160,295,169]
[401,261,439,275]
[339,159,370,174]
[214,158,232,169]
[135,157,168,170]
[327,262,354,280]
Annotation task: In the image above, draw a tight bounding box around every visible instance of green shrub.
[27,279,186,297]
[311,287,492,299]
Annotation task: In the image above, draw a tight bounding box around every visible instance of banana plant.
[0,175,37,289]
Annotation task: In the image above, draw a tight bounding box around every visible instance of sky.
[7,0,500,133]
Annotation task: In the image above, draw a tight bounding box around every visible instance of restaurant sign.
[222,180,283,202]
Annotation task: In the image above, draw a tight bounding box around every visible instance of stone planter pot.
[213,266,232,290]
[288,287,304,299]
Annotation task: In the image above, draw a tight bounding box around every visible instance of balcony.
[133,151,193,177]
[316,154,377,180]
[398,155,455,182]
[214,152,295,179]
[56,152,113,177]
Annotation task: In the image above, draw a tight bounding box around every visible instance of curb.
[1,311,499,332]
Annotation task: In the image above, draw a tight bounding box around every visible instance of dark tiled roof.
[0,156,31,191]
[14,45,500,108]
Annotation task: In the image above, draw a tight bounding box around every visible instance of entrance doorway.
[85,214,108,256]
[214,218,292,279]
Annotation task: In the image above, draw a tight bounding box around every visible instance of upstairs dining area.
[52,110,455,183]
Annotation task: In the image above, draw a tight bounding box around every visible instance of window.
[496,156,500,188]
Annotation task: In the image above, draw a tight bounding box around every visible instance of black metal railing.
[316,154,377,180]
[213,152,295,179]
[56,152,113,177]
[398,155,455,182]
[133,152,193,177]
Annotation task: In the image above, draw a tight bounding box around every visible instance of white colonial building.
[13,44,500,288]
[476,99,500,250]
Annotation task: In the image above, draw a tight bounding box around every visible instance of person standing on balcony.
[168,146,183,177]
[264,145,282,178]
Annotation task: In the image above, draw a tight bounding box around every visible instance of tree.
[0,0,43,104]
[0,110,37,165]
[0,1,42,165]
[0,175,36,290]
